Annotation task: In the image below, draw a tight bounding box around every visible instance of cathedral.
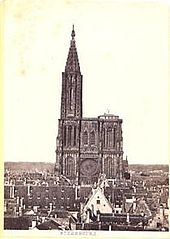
[55,26,128,185]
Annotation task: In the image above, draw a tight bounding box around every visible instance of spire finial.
[71,24,75,39]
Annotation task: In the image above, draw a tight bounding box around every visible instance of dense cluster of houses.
[4,170,169,231]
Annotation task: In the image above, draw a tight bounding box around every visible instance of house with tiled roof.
[80,187,113,223]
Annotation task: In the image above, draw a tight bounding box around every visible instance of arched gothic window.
[65,157,75,177]
[113,128,116,147]
[83,131,88,145]
[90,131,95,145]
[107,127,112,147]
[63,126,67,146]
[68,125,72,146]
[69,87,74,110]
[103,128,106,147]
[104,157,114,178]
[73,126,76,146]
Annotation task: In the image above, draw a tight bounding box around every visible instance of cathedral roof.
[65,25,81,73]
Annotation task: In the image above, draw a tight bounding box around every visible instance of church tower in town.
[60,25,82,119]
[55,26,128,185]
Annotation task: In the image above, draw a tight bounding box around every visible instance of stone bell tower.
[60,25,83,119]
[55,26,82,182]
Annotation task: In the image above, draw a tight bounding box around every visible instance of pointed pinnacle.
[71,24,75,39]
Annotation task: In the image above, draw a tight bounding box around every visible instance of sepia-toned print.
[4,25,169,232]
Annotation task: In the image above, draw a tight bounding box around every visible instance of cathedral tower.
[60,25,83,119]
[55,26,82,181]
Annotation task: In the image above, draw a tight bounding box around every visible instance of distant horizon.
[4,161,169,166]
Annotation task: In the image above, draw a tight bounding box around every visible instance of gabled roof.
[135,199,152,217]
[84,187,113,212]
[124,202,133,213]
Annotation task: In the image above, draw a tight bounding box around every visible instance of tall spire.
[65,25,80,73]
[60,26,83,119]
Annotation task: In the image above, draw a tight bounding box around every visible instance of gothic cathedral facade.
[55,27,128,185]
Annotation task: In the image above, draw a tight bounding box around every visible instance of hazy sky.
[4,0,169,164]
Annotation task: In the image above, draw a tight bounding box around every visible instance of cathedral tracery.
[73,126,77,146]
[68,125,72,146]
[90,131,95,146]
[65,157,75,177]
[55,26,126,183]
[104,157,114,178]
[83,131,88,145]
[107,127,112,148]
[63,125,67,146]
[113,128,116,147]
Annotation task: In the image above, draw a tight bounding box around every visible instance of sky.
[4,0,169,164]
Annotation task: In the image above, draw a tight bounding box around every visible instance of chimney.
[27,184,30,196]
[49,203,53,212]
[97,210,100,222]
[86,209,90,223]
[81,222,84,230]
[133,186,136,193]
[20,197,24,208]
[19,206,22,216]
[24,178,26,186]
[16,196,19,206]
[132,196,136,212]
[33,206,38,213]
[10,185,15,198]
[75,185,78,200]
[133,200,136,212]
[126,213,130,223]
[98,221,101,230]
[159,205,164,224]
[92,187,96,195]
[42,217,45,223]
[108,195,111,202]
[31,220,36,229]
[14,206,17,216]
